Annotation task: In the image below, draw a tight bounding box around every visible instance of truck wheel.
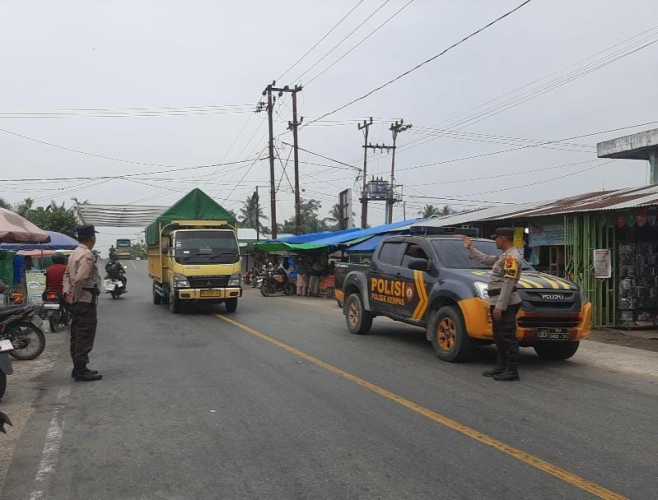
[168,292,181,314]
[534,341,579,361]
[344,293,372,335]
[153,286,162,305]
[225,298,238,313]
[429,306,472,362]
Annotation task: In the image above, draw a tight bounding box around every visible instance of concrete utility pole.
[255,186,260,242]
[387,119,412,224]
[358,117,373,229]
[287,85,303,235]
[261,82,303,237]
[262,82,278,239]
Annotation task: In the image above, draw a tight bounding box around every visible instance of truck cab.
[149,223,242,313]
[337,235,592,363]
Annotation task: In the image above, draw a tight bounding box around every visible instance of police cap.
[76,225,98,241]
[490,227,515,240]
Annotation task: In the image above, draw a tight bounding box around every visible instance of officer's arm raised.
[467,246,497,266]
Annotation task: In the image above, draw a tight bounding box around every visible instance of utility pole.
[255,186,260,241]
[261,82,303,237]
[287,85,303,234]
[358,117,373,229]
[387,119,412,224]
[262,82,278,239]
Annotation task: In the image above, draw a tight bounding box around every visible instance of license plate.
[200,290,222,298]
[0,339,14,352]
[537,328,570,341]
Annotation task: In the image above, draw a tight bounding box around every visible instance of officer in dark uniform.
[464,228,522,381]
[63,225,102,382]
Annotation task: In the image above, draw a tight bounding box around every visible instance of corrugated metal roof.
[413,184,658,228]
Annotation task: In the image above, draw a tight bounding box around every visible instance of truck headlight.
[473,281,489,299]
[228,274,242,287]
[173,274,190,288]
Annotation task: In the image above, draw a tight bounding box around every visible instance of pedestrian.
[463,228,522,381]
[296,257,308,296]
[63,225,103,382]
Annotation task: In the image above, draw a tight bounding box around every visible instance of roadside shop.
[0,231,78,304]
[416,185,658,329]
[254,220,417,298]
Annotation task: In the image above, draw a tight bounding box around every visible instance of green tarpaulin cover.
[0,251,15,287]
[145,189,235,246]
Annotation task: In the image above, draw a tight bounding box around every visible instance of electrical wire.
[280,142,361,171]
[397,120,658,174]
[0,104,255,119]
[305,0,533,125]
[276,0,366,81]
[294,0,393,83]
[0,126,260,171]
[305,0,416,86]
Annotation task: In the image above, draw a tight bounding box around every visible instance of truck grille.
[189,276,229,289]
[517,316,580,329]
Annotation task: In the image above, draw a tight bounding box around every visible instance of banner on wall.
[593,249,612,279]
[528,224,564,247]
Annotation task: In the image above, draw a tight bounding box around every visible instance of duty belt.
[488,288,516,297]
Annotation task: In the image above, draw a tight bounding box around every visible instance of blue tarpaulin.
[0,231,79,251]
[344,234,389,254]
[256,220,417,253]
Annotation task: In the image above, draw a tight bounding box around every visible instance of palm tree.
[0,198,11,210]
[239,192,269,234]
[419,204,452,219]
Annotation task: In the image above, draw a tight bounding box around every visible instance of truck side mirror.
[408,258,432,272]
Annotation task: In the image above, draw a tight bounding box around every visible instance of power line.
[0,157,260,183]
[0,126,259,171]
[305,0,533,125]
[281,141,361,171]
[404,194,514,205]
[0,104,256,119]
[276,0,366,81]
[294,0,393,83]
[305,0,416,86]
[397,120,658,174]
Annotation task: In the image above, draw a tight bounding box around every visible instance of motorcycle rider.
[105,253,127,290]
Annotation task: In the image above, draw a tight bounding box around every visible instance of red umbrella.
[0,207,50,244]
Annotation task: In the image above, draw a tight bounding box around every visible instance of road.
[1,261,657,499]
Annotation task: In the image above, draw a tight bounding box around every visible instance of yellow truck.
[146,189,242,313]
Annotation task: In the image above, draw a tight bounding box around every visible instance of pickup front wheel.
[429,306,472,362]
[345,293,372,335]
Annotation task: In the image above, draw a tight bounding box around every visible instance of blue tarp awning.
[255,219,417,253]
[0,231,79,251]
[344,234,388,254]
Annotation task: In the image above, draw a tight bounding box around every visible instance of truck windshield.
[432,239,532,270]
[116,239,131,248]
[174,231,239,264]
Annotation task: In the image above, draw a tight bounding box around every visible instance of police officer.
[63,225,102,382]
[464,228,522,381]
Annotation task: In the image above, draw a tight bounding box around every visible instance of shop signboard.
[593,249,611,279]
[25,270,46,303]
[528,223,564,247]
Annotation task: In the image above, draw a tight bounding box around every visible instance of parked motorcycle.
[104,278,126,299]
[0,338,14,401]
[260,270,295,297]
[40,289,70,333]
[0,305,46,361]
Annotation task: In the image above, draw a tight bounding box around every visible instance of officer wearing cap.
[63,225,102,382]
[464,228,522,381]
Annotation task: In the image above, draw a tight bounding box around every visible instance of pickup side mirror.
[407,258,432,272]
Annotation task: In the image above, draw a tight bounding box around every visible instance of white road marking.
[28,386,71,500]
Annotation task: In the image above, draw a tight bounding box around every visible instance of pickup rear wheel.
[345,293,372,335]
[429,306,472,362]
[534,341,579,360]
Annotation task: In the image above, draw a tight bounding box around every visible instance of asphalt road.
[1,261,657,499]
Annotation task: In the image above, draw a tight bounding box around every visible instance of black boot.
[71,366,99,379]
[73,370,103,382]
[482,366,506,377]
[493,352,520,381]
[493,368,519,381]
[482,354,506,377]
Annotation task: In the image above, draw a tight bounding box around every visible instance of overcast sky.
[1,0,657,250]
